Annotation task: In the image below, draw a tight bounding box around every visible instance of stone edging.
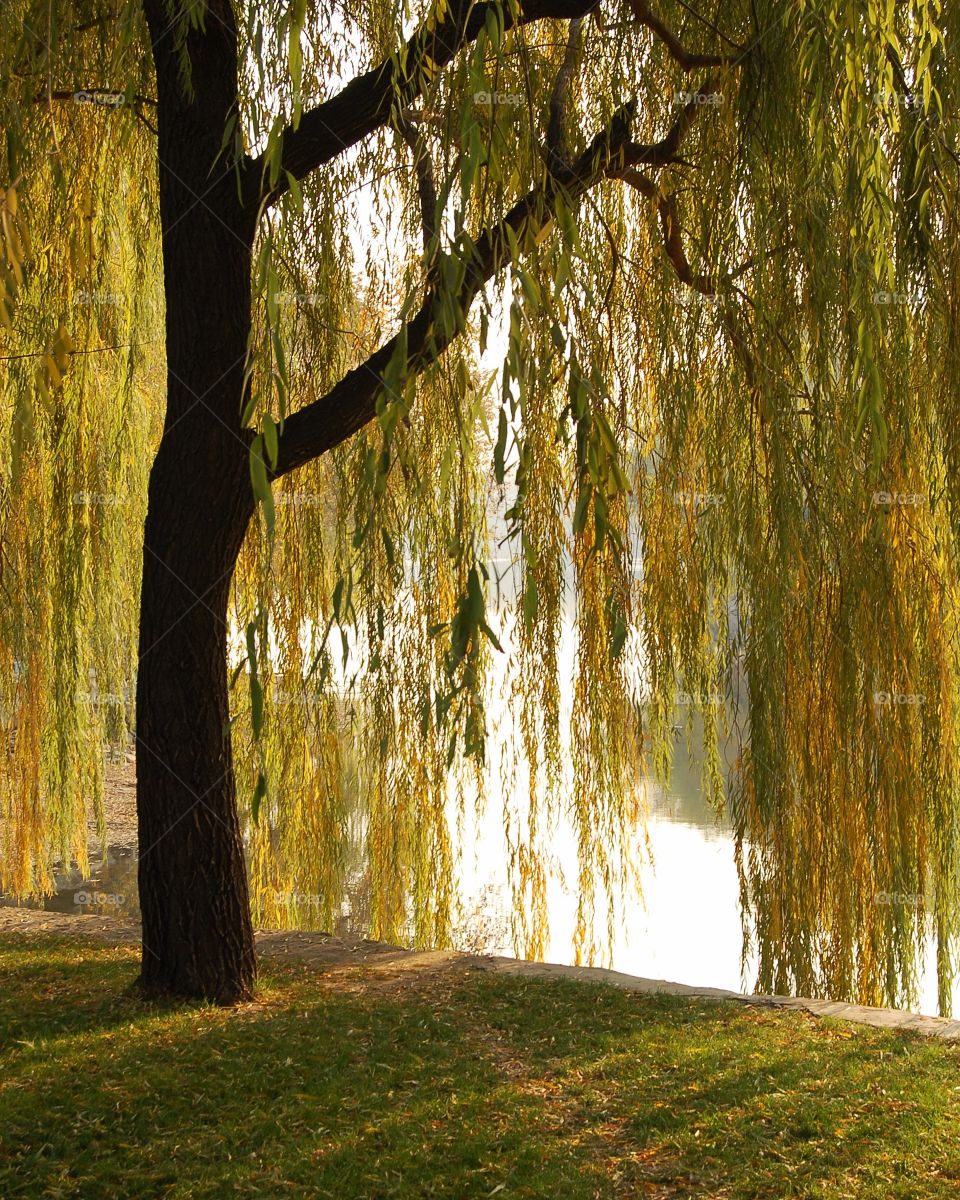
[484,956,960,1040]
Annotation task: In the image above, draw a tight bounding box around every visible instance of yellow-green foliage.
[1,0,958,1013]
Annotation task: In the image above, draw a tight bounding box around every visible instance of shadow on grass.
[2,937,960,1199]
[0,934,154,1043]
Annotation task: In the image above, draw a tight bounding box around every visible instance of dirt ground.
[0,905,475,990]
[96,755,139,848]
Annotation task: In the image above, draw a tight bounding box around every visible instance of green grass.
[2,933,960,1197]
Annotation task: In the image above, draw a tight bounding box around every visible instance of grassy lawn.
[2,933,960,1198]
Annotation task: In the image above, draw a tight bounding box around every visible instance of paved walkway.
[4,906,960,1040]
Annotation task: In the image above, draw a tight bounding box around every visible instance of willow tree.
[0,0,958,1007]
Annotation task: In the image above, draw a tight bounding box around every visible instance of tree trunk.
[136,427,256,1003]
[137,0,258,1002]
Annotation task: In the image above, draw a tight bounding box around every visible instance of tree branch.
[272,98,699,477]
[619,171,715,292]
[395,116,439,257]
[545,18,584,173]
[622,0,738,68]
[247,0,601,211]
[615,73,707,169]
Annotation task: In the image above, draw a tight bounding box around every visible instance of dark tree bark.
[136,428,256,1003]
[136,0,257,1002]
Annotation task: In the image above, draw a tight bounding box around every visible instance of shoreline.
[4,904,959,1040]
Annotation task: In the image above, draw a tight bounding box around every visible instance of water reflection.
[2,844,140,920]
[455,722,748,990]
[458,725,952,1018]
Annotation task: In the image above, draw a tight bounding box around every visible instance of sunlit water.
[460,748,950,1018]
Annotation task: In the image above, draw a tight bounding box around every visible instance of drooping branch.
[272,99,701,477]
[622,0,740,68]
[545,18,584,173]
[395,116,439,257]
[617,172,755,398]
[247,0,601,211]
[619,169,715,293]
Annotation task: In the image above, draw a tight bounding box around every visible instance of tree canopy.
[1,0,959,1010]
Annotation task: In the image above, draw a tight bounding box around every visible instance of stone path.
[4,906,960,1040]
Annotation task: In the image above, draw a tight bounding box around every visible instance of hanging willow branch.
[1,0,959,1014]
